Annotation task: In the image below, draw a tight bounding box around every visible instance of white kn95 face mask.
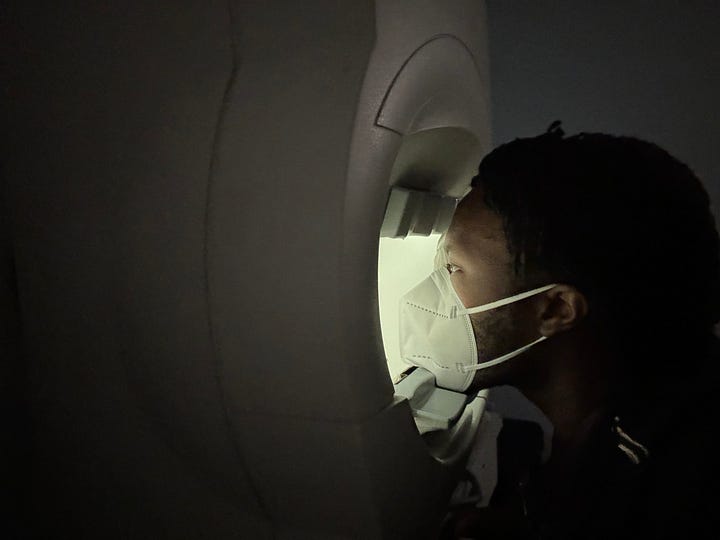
[399,268,556,392]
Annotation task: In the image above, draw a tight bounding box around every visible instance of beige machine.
[2,1,491,537]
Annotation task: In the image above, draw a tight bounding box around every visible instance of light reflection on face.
[443,187,540,390]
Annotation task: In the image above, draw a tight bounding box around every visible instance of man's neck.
[518,338,616,466]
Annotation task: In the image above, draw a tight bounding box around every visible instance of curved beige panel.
[377,35,491,141]
[3,0,494,538]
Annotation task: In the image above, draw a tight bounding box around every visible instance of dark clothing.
[442,336,720,539]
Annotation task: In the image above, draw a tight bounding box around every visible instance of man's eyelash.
[445,263,460,274]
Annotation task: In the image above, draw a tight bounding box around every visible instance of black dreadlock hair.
[472,121,720,383]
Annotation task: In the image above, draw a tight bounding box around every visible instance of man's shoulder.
[605,336,720,536]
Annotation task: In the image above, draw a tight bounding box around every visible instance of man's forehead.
[445,188,505,250]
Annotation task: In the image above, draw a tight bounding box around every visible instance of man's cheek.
[469,313,489,345]
[451,276,474,308]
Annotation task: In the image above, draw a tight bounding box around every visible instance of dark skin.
[443,187,621,517]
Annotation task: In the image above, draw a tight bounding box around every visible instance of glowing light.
[378,234,441,382]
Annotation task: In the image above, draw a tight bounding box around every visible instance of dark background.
[485,0,720,217]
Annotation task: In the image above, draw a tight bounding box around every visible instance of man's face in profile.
[444,187,542,390]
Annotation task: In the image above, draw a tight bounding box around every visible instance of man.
[412,122,720,538]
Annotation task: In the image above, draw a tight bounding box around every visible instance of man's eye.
[445,263,461,274]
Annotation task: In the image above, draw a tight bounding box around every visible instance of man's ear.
[536,285,588,337]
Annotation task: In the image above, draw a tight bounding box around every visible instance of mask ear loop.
[454,283,558,317]
[457,335,548,372]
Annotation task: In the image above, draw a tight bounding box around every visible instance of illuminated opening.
[377,127,481,382]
